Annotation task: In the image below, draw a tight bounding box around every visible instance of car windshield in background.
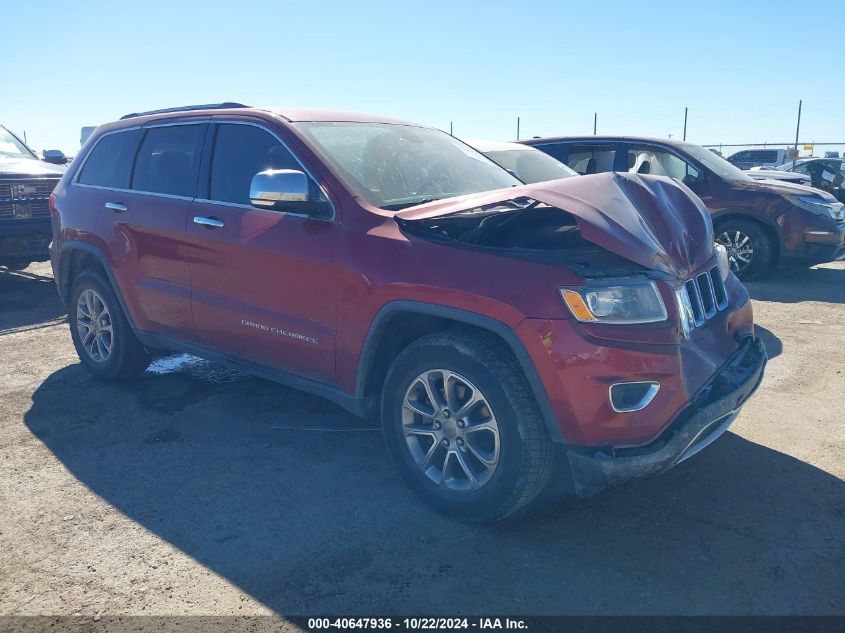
[293,122,520,210]
[484,148,578,184]
[0,127,36,160]
[681,142,753,182]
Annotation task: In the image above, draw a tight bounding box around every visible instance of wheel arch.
[56,241,137,330]
[356,301,565,443]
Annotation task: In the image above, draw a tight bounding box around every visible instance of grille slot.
[0,179,59,220]
[684,266,728,329]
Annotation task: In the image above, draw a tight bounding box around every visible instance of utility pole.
[793,100,802,167]
[683,107,688,141]
[516,117,520,140]
[593,113,597,135]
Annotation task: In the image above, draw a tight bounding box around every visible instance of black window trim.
[73,120,210,201]
[195,119,336,222]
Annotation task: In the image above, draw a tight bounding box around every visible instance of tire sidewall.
[69,272,134,380]
[382,342,525,519]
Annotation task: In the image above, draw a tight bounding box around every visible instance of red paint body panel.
[186,200,338,383]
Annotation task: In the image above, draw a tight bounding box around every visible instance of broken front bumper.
[566,336,767,498]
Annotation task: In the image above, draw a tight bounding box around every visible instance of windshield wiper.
[381,197,446,211]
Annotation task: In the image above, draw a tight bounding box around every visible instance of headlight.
[560,281,667,324]
[714,242,730,280]
[785,194,842,221]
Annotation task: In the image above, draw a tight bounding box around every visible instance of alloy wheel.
[76,288,114,363]
[717,230,754,275]
[401,369,500,492]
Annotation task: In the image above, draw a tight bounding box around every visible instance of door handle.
[193,216,225,229]
[105,202,128,213]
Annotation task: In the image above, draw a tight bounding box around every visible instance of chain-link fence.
[449,98,845,166]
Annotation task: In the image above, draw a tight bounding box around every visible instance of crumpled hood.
[396,172,714,278]
[0,156,66,177]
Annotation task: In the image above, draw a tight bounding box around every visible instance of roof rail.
[119,102,250,120]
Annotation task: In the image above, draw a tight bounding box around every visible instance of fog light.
[609,381,660,413]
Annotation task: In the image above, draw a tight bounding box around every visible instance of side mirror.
[42,149,68,165]
[250,169,309,209]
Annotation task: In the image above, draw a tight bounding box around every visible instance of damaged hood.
[395,172,714,277]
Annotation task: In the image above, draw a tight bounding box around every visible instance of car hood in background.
[0,156,66,177]
[396,172,714,278]
[745,170,809,183]
[731,175,838,201]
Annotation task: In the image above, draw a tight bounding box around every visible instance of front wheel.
[714,218,775,280]
[381,330,556,521]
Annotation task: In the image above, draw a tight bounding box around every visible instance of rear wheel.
[714,218,775,280]
[381,329,555,521]
[69,271,151,380]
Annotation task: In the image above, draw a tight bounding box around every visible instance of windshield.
[680,143,752,182]
[293,122,520,210]
[483,148,578,184]
[0,127,36,160]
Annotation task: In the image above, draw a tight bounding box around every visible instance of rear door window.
[560,144,616,175]
[77,129,142,188]
[131,124,205,197]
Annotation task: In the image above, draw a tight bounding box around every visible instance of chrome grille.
[683,266,728,329]
[0,179,59,220]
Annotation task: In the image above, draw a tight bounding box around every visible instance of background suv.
[522,136,845,279]
[50,105,765,520]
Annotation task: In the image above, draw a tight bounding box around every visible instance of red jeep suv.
[50,104,766,520]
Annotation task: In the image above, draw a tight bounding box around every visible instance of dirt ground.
[0,261,843,617]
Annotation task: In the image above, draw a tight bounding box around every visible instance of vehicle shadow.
[23,361,845,615]
[755,325,782,359]
[745,264,845,304]
[0,265,66,333]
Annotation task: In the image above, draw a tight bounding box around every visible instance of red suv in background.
[50,104,766,520]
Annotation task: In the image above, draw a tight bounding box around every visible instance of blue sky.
[2,0,844,154]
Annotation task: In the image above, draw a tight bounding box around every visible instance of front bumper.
[0,218,52,263]
[565,335,767,498]
[783,225,845,265]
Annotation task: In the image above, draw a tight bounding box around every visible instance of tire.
[2,261,32,271]
[714,218,775,280]
[381,329,555,521]
[68,270,151,380]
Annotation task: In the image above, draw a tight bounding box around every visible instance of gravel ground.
[0,261,843,617]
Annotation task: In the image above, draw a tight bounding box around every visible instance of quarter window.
[131,125,205,197]
[77,129,142,188]
[209,124,301,205]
